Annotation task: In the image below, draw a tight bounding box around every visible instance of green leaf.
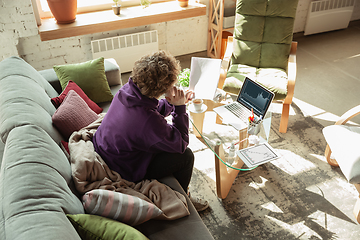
[178,68,190,87]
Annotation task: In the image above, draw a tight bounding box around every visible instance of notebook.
[213,77,275,130]
[236,142,279,168]
[188,57,222,100]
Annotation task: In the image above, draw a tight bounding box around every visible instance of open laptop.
[213,77,275,130]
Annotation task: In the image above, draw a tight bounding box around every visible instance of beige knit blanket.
[68,114,190,220]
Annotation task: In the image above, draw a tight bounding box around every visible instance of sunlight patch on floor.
[309,153,328,163]
[271,149,317,176]
[265,215,322,239]
[293,97,360,127]
[306,178,358,209]
[293,97,339,120]
[249,175,268,189]
[261,201,284,213]
[334,53,360,61]
[193,147,217,182]
[269,101,296,116]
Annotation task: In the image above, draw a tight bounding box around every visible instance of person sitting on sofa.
[92,50,209,212]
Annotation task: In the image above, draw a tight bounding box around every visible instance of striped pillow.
[82,189,163,226]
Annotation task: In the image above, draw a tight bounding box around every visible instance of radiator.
[304,0,355,35]
[91,30,159,73]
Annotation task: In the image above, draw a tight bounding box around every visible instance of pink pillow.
[82,189,163,226]
[61,140,69,154]
[52,90,99,140]
[51,80,103,114]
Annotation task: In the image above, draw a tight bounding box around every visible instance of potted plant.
[47,0,77,24]
[140,0,151,8]
[112,0,121,15]
[178,0,189,7]
[178,68,190,89]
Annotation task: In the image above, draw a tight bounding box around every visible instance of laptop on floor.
[213,77,275,131]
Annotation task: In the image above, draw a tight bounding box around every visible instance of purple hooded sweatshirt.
[93,78,189,182]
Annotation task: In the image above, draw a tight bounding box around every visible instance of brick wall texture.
[0,0,359,71]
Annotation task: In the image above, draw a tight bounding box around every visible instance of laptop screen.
[237,77,274,117]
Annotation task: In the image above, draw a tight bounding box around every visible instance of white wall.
[0,0,359,71]
[293,0,360,33]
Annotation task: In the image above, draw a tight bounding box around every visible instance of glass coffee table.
[188,98,272,199]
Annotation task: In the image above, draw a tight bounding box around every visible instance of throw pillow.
[52,90,99,140]
[82,189,163,226]
[53,57,113,103]
[51,80,103,114]
[66,214,149,240]
[61,140,70,154]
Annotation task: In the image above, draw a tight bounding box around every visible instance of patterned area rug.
[188,102,360,240]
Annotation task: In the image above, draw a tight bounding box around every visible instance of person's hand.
[165,86,186,106]
[184,90,194,104]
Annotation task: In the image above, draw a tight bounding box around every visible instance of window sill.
[38,1,206,41]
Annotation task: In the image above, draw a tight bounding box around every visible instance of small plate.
[188,103,207,113]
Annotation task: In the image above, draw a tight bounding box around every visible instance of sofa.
[0,56,214,240]
[322,105,360,224]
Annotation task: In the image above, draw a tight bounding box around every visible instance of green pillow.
[66,214,149,240]
[54,57,113,103]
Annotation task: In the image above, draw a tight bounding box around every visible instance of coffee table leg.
[190,111,205,138]
[238,128,248,150]
[214,128,247,199]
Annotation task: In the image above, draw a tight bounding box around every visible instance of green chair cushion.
[262,17,296,44]
[259,43,292,69]
[265,0,298,17]
[231,0,298,69]
[224,64,287,100]
[224,0,298,101]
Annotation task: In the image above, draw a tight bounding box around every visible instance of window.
[36,0,168,19]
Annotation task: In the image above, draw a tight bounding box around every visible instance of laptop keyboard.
[225,103,251,122]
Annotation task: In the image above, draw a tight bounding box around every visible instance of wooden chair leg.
[353,198,360,224]
[279,103,290,133]
[353,184,360,224]
[324,144,339,167]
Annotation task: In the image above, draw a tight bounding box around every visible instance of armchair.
[218,0,299,133]
[323,105,360,223]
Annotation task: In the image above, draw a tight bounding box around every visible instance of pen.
[227,138,248,148]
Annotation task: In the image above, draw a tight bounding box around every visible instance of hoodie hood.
[117,78,159,109]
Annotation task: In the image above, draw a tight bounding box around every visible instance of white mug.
[192,99,203,111]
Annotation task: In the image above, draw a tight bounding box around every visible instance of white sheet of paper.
[189,57,222,100]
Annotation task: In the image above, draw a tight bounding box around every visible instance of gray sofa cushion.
[0,56,59,98]
[0,125,84,240]
[0,56,63,144]
[136,176,214,239]
[323,125,360,184]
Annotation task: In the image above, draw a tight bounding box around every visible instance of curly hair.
[131,50,181,99]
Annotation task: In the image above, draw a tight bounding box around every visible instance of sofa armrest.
[38,58,122,94]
